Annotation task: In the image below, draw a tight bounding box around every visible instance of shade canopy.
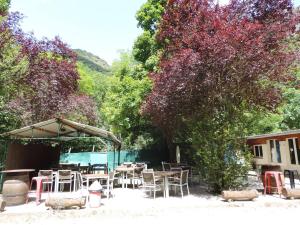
[1,118,121,147]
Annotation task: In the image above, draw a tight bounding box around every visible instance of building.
[247,129,300,172]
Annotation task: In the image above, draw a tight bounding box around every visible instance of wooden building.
[247,129,300,172]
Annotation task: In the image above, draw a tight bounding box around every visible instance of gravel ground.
[1,185,300,225]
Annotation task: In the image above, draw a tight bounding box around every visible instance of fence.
[60,148,167,171]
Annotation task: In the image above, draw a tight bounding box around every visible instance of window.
[270,140,281,163]
[253,145,263,158]
[288,138,300,165]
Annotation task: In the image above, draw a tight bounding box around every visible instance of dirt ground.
[1,185,300,225]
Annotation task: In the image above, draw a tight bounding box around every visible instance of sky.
[10,0,147,65]
[10,0,300,65]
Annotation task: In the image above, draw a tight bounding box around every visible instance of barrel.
[2,178,29,206]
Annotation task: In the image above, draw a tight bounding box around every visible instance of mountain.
[74,49,110,74]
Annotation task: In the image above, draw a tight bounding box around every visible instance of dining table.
[115,166,135,188]
[1,169,35,184]
[154,170,180,198]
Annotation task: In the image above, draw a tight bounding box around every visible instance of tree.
[0,0,10,14]
[1,10,98,125]
[133,0,167,71]
[142,0,300,191]
[281,88,300,129]
[0,9,27,132]
[77,61,108,113]
[101,51,152,148]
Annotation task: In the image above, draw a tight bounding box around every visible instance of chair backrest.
[58,170,72,180]
[171,167,182,172]
[123,162,133,167]
[76,172,84,189]
[134,166,144,175]
[38,170,53,180]
[108,171,115,180]
[92,163,108,174]
[142,171,155,185]
[144,169,154,172]
[162,162,171,171]
[181,170,189,184]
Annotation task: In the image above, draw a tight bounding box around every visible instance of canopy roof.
[1,118,121,147]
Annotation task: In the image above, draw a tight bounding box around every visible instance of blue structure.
[60,150,140,171]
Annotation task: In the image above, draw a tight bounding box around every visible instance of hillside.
[74,49,110,74]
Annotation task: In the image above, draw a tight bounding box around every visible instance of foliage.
[11,35,81,124]
[136,0,167,34]
[133,0,167,71]
[281,88,300,129]
[191,119,253,192]
[143,0,299,141]
[74,49,110,74]
[0,0,10,14]
[0,12,27,132]
[142,0,300,192]
[77,61,108,108]
[101,51,153,148]
[0,10,98,126]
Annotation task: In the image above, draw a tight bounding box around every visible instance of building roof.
[247,129,300,140]
[1,118,121,147]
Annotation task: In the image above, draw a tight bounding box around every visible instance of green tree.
[101,52,152,148]
[133,0,167,71]
[0,5,27,132]
[281,88,300,129]
[0,0,10,14]
[77,61,110,126]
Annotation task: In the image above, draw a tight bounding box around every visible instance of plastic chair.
[102,171,116,199]
[57,170,73,192]
[38,170,54,192]
[27,176,50,204]
[264,171,284,195]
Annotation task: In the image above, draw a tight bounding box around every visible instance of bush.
[190,120,252,193]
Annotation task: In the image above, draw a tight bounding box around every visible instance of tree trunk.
[221,190,259,201]
[45,196,86,209]
[282,188,300,199]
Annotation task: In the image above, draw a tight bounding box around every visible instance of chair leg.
[180,186,183,198]
[27,180,34,203]
[187,184,190,195]
[154,189,156,199]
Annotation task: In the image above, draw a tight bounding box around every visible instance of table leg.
[122,172,125,189]
[55,175,58,192]
[165,176,169,198]
[87,178,90,189]
[107,177,109,199]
